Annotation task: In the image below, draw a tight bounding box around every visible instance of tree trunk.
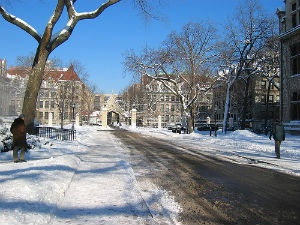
[22,48,50,133]
[223,81,232,133]
[264,80,271,135]
[241,76,250,130]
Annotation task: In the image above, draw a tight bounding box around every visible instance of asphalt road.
[111,129,300,225]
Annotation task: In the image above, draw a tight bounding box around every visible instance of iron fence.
[35,126,76,141]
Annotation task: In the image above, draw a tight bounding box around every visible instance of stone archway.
[100,93,126,128]
[107,110,120,125]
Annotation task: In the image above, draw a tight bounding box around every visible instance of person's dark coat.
[269,122,285,142]
[10,118,28,149]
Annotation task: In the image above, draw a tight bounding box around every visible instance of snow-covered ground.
[124,125,300,177]
[0,122,299,225]
[0,125,181,225]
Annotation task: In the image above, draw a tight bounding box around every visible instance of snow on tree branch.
[0,5,41,42]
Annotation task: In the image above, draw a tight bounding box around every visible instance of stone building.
[212,72,280,131]
[0,59,26,116]
[121,75,214,128]
[277,0,300,132]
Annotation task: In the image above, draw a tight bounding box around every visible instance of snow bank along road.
[113,129,300,225]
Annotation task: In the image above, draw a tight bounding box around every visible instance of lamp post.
[71,102,76,130]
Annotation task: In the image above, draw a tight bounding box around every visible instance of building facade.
[6,64,92,127]
[212,73,280,131]
[0,59,26,117]
[277,0,300,131]
[121,75,214,128]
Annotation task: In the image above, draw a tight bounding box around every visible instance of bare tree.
[218,0,275,132]
[124,22,218,133]
[0,0,154,132]
[257,34,280,133]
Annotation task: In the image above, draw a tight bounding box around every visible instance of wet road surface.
[111,129,300,225]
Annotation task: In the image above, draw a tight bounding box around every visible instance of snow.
[123,125,300,177]
[0,122,299,225]
[0,124,181,225]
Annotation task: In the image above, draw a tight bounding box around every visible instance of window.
[45,101,49,109]
[39,101,43,108]
[51,101,55,109]
[261,95,266,104]
[165,115,169,122]
[160,104,164,112]
[291,92,300,120]
[171,96,175,102]
[165,95,169,102]
[261,81,266,89]
[171,115,174,122]
[152,104,156,111]
[51,92,56,98]
[276,95,280,102]
[269,95,274,103]
[45,112,49,120]
[166,104,169,112]
[171,104,175,112]
[292,14,297,27]
[291,43,300,76]
[292,2,296,11]
[160,95,164,102]
[39,112,43,119]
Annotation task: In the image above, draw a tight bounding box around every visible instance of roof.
[7,64,81,82]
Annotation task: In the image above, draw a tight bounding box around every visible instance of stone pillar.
[76,114,80,126]
[102,108,108,128]
[206,116,211,124]
[158,115,162,129]
[48,112,53,126]
[131,109,136,129]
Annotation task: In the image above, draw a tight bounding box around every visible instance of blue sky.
[0,0,283,94]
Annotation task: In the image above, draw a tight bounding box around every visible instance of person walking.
[10,114,29,163]
[269,119,285,159]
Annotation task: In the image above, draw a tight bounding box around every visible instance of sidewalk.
[0,127,181,225]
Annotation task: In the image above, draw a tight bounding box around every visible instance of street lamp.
[71,102,76,130]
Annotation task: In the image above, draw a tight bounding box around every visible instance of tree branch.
[76,0,121,20]
[0,5,41,42]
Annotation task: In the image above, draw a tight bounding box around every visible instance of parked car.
[171,123,183,133]
[167,123,175,130]
[171,123,188,134]
[197,123,217,131]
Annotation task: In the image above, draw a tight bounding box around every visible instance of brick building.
[6,64,92,126]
